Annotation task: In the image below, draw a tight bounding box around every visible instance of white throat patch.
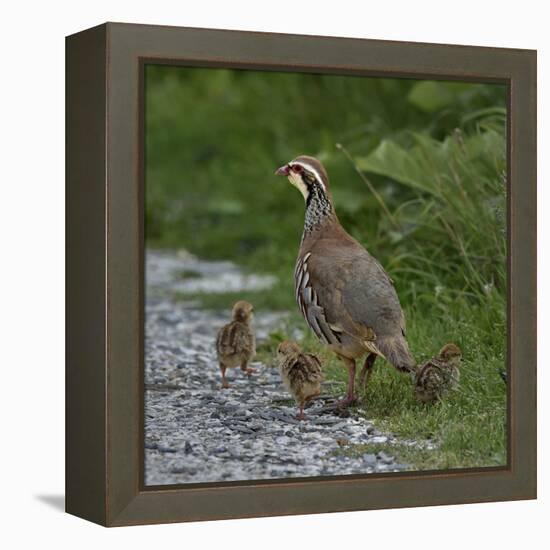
[288,171,309,201]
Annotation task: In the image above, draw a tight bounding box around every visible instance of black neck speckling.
[303,182,333,235]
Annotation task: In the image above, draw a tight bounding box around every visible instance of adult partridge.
[275,155,415,406]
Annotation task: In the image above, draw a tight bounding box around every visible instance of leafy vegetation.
[145,65,507,471]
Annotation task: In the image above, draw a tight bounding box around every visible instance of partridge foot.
[319,395,357,412]
[337,395,358,408]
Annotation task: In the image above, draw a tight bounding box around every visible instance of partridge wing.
[308,239,406,340]
[295,252,342,346]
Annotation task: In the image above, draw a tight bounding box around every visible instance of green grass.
[331,442,497,471]
[146,66,507,471]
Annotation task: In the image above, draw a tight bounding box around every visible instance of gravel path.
[145,250,416,486]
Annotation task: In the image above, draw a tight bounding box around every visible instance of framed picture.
[66,22,536,526]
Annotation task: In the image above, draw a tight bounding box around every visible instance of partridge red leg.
[339,356,358,407]
[241,362,256,376]
[359,353,377,389]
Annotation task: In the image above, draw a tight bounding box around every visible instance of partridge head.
[438,343,462,365]
[232,300,254,324]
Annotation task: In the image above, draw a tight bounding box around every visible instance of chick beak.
[275,164,290,176]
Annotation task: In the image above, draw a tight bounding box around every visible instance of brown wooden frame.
[66,22,537,527]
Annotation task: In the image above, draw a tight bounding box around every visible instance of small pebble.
[376,451,395,464]
[363,453,377,466]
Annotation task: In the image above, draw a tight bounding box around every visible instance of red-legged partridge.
[215,301,256,389]
[414,343,461,403]
[276,341,323,420]
[275,155,416,407]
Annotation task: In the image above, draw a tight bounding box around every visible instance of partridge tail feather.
[376,336,416,374]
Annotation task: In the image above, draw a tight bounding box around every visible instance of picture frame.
[66,22,536,527]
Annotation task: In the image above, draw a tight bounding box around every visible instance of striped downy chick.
[215,301,256,389]
[277,341,323,420]
[414,343,461,403]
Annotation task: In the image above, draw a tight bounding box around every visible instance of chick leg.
[297,401,306,421]
[220,364,229,389]
[298,390,321,418]
[359,353,377,389]
[304,388,321,409]
[240,361,256,376]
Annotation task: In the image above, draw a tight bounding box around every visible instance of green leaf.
[332,188,365,214]
[407,81,454,112]
[355,129,504,199]
[461,107,507,126]
[408,81,482,113]
[355,138,436,194]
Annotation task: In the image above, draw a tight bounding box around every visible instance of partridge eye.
[292,164,303,173]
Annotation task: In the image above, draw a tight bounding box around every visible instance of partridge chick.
[276,156,416,407]
[215,301,256,389]
[414,343,461,403]
[277,341,323,420]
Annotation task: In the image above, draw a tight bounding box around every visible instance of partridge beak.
[275,164,290,176]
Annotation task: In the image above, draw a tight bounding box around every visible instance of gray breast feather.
[307,242,405,338]
[341,273,404,336]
